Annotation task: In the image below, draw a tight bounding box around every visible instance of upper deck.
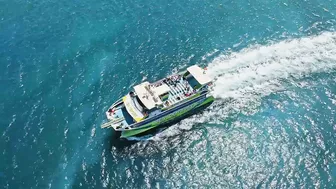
[133,65,211,110]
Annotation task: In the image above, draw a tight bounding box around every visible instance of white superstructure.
[133,81,170,110]
[187,65,212,85]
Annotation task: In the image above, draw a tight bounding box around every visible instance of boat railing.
[163,76,195,108]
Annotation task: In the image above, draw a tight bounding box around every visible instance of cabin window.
[185,75,202,90]
[183,71,195,80]
[134,95,146,112]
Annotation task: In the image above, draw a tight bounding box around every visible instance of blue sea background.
[1,0,336,188]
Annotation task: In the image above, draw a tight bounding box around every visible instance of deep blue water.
[1,0,336,188]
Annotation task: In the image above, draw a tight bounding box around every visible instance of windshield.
[132,96,146,113]
[123,94,145,122]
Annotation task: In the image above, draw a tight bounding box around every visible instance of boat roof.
[152,83,170,95]
[133,82,170,109]
[187,65,212,85]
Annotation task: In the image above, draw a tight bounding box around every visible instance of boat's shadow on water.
[106,102,215,150]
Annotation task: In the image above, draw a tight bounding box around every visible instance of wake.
[208,32,336,99]
[149,32,336,141]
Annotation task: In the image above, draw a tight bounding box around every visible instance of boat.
[101,65,214,138]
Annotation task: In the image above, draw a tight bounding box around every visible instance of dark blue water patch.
[0,59,126,188]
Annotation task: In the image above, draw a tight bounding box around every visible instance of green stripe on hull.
[121,96,214,138]
[196,96,214,108]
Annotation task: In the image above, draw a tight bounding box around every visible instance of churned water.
[0,0,336,188]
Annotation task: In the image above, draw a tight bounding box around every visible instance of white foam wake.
[150,32,336,141]
[208,31,336,99]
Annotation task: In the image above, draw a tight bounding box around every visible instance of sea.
[0,0,336,188]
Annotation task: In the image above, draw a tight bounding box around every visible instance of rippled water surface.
[1,0,336,188]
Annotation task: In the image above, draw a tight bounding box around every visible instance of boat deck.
[160,76,195,108]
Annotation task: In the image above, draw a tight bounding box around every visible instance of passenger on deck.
[144,111,149,118]
[130,91,135,97]
[108,108,114,116]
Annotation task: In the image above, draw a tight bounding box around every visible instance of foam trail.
[152,32,336,140]
[208,32,336,99]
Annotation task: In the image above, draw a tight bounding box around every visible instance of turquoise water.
[1,0,336,188]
